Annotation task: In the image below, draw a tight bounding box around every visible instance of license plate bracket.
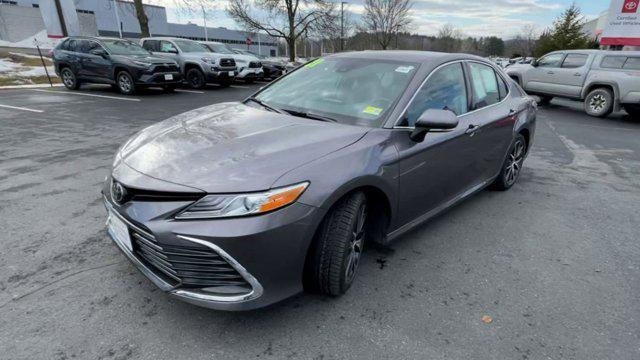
[107,211,132,252]
[164,74,174,81]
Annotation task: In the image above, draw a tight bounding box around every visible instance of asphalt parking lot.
[1,85,639,360]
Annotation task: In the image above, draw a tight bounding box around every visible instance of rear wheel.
[491,134,526,191]
[60,68,80,90]
[307,192,367,296]
[116,71,136,95]
[186,68,206,89]
[624,104,640,119]
[584,88,613,117]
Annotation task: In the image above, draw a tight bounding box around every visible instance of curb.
[0,84,64,90]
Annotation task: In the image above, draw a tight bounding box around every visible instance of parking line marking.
[175,89,205,94]
[31,89,141,102]
[231,85,251,89]
[0,104,44,113]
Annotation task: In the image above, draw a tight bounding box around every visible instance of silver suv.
[140,37,237,88]
[506,50,640,118]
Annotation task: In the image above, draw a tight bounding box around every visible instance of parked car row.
[51,36,287,94]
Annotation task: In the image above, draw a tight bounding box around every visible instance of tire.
[186,68,206,89]
[584,88,613,117]
[60,68,80,90]
[307,192,367,296]
[116,71,136,95]
[491,134,527,191]
[537,95,552,105]
[623,104,640,119]
[162,84,177,92]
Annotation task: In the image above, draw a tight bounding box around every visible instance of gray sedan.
[103,51,537,310]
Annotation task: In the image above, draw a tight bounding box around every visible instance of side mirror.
[90,48,108,58]
[410,109,459,142]
[531,59,538,67]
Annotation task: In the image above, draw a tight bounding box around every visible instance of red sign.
[246,38,253,45]
[622,0,638,13]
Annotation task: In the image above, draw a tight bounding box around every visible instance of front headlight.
[201,57,214,64]
[176,182,309,219]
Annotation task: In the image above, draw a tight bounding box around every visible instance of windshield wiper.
[246,98,285,114]
[280,108,338,123]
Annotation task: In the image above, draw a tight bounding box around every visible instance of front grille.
[130,227,249,289]
[248,61,262,68]
[219,58,236,67]
[153,64,179,73]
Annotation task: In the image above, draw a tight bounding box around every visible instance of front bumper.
[102,180,320,310]
[204,66,237,82]
[236,67,264,79]
[136,71,183,86]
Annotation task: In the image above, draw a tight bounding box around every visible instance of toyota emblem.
[111,181,127,204]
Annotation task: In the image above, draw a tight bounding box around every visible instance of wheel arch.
[582,82,619,102]
[184,62,204,73]
[113,66,131,79]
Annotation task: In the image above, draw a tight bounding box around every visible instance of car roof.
[140,37,194,41]
[547,49,640,56]
[62,36,134,42]
[327,50,488,64]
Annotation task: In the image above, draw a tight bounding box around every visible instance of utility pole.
[340,2,347,51]
[202,4,208,41]
[112,0,122,38]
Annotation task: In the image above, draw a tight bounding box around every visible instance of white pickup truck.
[505,50,640,118]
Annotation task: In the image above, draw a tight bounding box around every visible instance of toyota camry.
[103,51,537,310]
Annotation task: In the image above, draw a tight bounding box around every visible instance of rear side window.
[65,39,78,52]
[562,54,588,68]
[601,56,626,69]
[468,62,500,109]
[623,57,640,70]
[403,63,468,126]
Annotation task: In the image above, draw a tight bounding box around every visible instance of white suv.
[200,41,263,83]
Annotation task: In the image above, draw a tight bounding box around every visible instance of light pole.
[201,5,208,41]
[340,1,347,51]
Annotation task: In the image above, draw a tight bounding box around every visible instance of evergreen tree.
[535,3,592,56]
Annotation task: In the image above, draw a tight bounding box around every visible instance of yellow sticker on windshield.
[305,58,324,68]
[363,106,383,116]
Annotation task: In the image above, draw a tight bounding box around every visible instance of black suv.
[52,37,182,94]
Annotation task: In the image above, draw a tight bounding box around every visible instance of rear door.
[525,52,565,94]
[552,53,590,97]
[465,61,518,180]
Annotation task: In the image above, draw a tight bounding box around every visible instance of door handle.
[573,72,582,76]
[547,71,554,74]
[465,124,480,134]
[508,109,517,116]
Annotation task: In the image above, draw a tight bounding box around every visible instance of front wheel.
[624,104,640,119]
[584,88,613,117]
[491,134,526,191]
[537,95,553,105]
[186,68,206,89]
[307,192,367,296]
[116,71,136,95]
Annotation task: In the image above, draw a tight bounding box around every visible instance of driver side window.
[403,63,468,127]
[537,53,564,68]
[160,41,178,53]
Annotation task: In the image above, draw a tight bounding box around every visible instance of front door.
[525,52,565,94]
[395,62,482,224]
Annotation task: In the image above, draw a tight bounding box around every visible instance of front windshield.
[206,43,234,54]
[102,40,150,56]
[174,40,209,53]
[254,57,419,127]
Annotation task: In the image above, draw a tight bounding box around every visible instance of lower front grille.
[130,227,249,289]
[153,64,179,73]
[248,61,262,68]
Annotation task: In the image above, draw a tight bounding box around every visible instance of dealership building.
[0,0,279,56]
[583,0,640,51]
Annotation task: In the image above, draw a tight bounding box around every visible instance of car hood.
[232,54,259,63]
[118,103,368,193]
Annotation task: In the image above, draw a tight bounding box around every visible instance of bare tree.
[361,0,412,50]
[434,23,462,52]
[227,0,334,61]
[519,24,538,57]
[126,0,216,38]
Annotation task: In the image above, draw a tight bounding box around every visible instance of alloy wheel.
[118,74,132,93]
[345,203,366,284]
[589,94,606,113]
[504,139,525,186]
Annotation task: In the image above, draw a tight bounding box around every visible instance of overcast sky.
[162,0,608,39]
